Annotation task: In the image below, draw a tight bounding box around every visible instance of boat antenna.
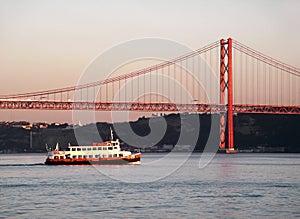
[110,127,114,141]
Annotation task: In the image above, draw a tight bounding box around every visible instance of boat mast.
[110,127,114,141]
[55,143,59,151]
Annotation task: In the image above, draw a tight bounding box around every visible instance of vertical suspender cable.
[276,63,279,104]
[132,76,134,103]
[256,58,259,104]
[162,67,164,103]
[192,57,196,100]
[269,64,272,104]
[175,63,177,103]
[240,51,243,104]
[186,58,188,104]
[87,87,89,102]
[180,61,182,104]
[124,77,126,103]
[281,69,284,105]
[200,54,203,103]
[93,86,95,102]
[144,69,145,104]
[156,67,158,103]
[245,49,248,104]
[209,49,212,103]
[234,46,237,103]
[263,61,266,105]
[168,64,170,103]
[137,71,139,103]
[118,77,120,102]
[150,71,151,103]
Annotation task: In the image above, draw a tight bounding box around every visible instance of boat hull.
[45,153,141,165]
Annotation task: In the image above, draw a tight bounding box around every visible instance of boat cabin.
[47,139,132,160]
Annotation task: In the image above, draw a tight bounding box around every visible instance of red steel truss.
[0,100,299,114]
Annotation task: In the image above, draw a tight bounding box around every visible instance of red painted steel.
[227,38,234,150]
[219,38,235,150]
[0,100,299,114]
[219,39,226,149]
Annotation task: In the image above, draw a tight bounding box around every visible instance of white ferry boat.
[45,129,141,165]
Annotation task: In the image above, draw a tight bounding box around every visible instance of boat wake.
[0,163,45,167]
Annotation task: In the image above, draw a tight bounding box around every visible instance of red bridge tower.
[219,38,238,153]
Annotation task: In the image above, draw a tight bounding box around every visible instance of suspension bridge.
[0,38,299,152]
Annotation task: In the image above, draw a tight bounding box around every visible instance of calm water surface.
[1,153,299,218]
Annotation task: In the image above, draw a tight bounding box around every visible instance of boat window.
[87,148,91,151]
[95,155,99,158]
[82,148,86,151]
[78,155,82,158]
[93,147,97,151]
[108,154,113,157]
[98,147,102,150]
[119,154,123,157]
[108,147,113,150]
[113,154,118,157]
[113,147,118,149]
[83,155,87,158]
[72,155,77,158]
[54,156,59,159]
[60,156,64,159]
[66,148,70,151]
[77,148,81,151]
[72,148,76,151]
[103,147,107,150]
[89,155,93,158]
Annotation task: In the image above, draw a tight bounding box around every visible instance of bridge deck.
[0,100,299,114]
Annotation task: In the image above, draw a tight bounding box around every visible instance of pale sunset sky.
[0,0,299,123]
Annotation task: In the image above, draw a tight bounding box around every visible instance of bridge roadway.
[0,100,299,114]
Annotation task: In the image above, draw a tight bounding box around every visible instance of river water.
[1,153,299,218]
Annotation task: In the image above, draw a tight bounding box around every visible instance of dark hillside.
[0,114,299,153]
